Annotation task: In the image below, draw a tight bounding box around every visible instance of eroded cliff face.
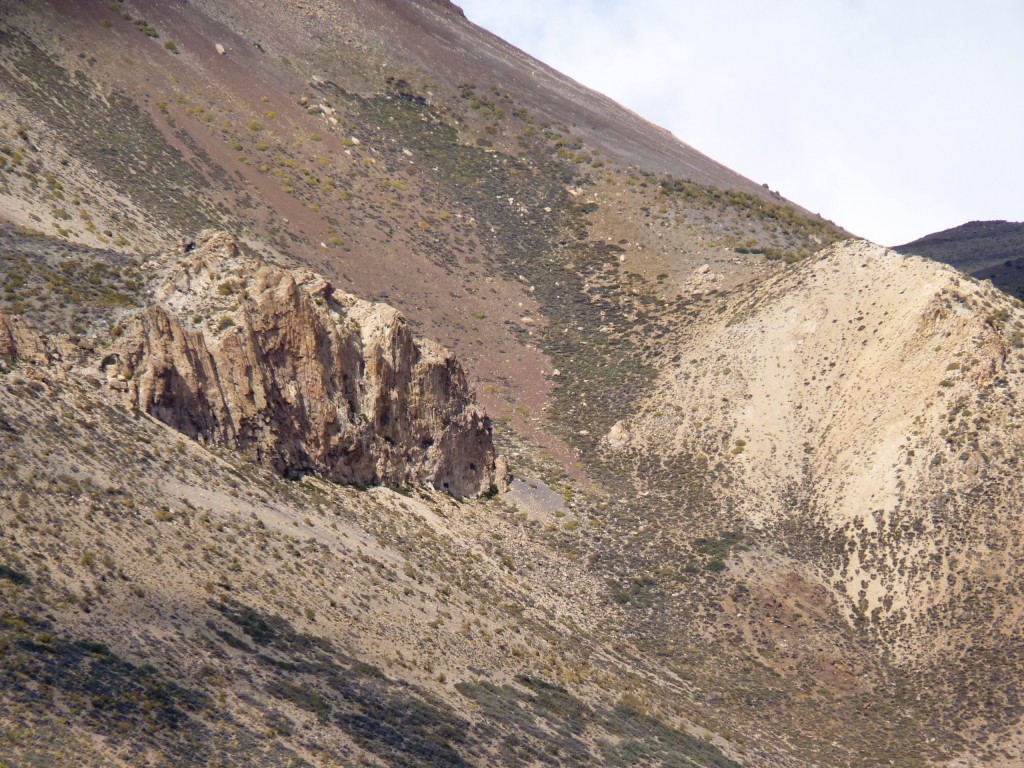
[101,231,499,497]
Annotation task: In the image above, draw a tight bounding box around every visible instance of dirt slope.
[629,240,1024,757]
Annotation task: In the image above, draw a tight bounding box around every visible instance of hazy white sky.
[457,0,1023,245]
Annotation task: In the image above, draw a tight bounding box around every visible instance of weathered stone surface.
[604,419,632,450]
[102,231,498,497]
[493,455,512,493]
[0,313,48,364]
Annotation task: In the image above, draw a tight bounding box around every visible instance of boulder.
[605,419,632,450]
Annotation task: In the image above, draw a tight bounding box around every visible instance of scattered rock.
[605,419,632,450]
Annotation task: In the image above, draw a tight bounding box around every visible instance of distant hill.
[895,220,1024,299]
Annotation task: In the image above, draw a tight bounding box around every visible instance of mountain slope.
[539,240,1024,766]
[2,1,1024,767]
[633,240,1024,690]
[0,339,742,768]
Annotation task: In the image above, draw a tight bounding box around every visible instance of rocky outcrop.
[101,231,499,497]
[0,313,47,364]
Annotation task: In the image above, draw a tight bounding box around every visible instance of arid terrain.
[2,1,1023,766]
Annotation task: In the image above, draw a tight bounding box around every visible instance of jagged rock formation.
[101,231,499,497]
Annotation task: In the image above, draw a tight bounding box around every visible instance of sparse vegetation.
[0,4,1021,767]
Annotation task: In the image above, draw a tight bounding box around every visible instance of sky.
[456,1,1023,245]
